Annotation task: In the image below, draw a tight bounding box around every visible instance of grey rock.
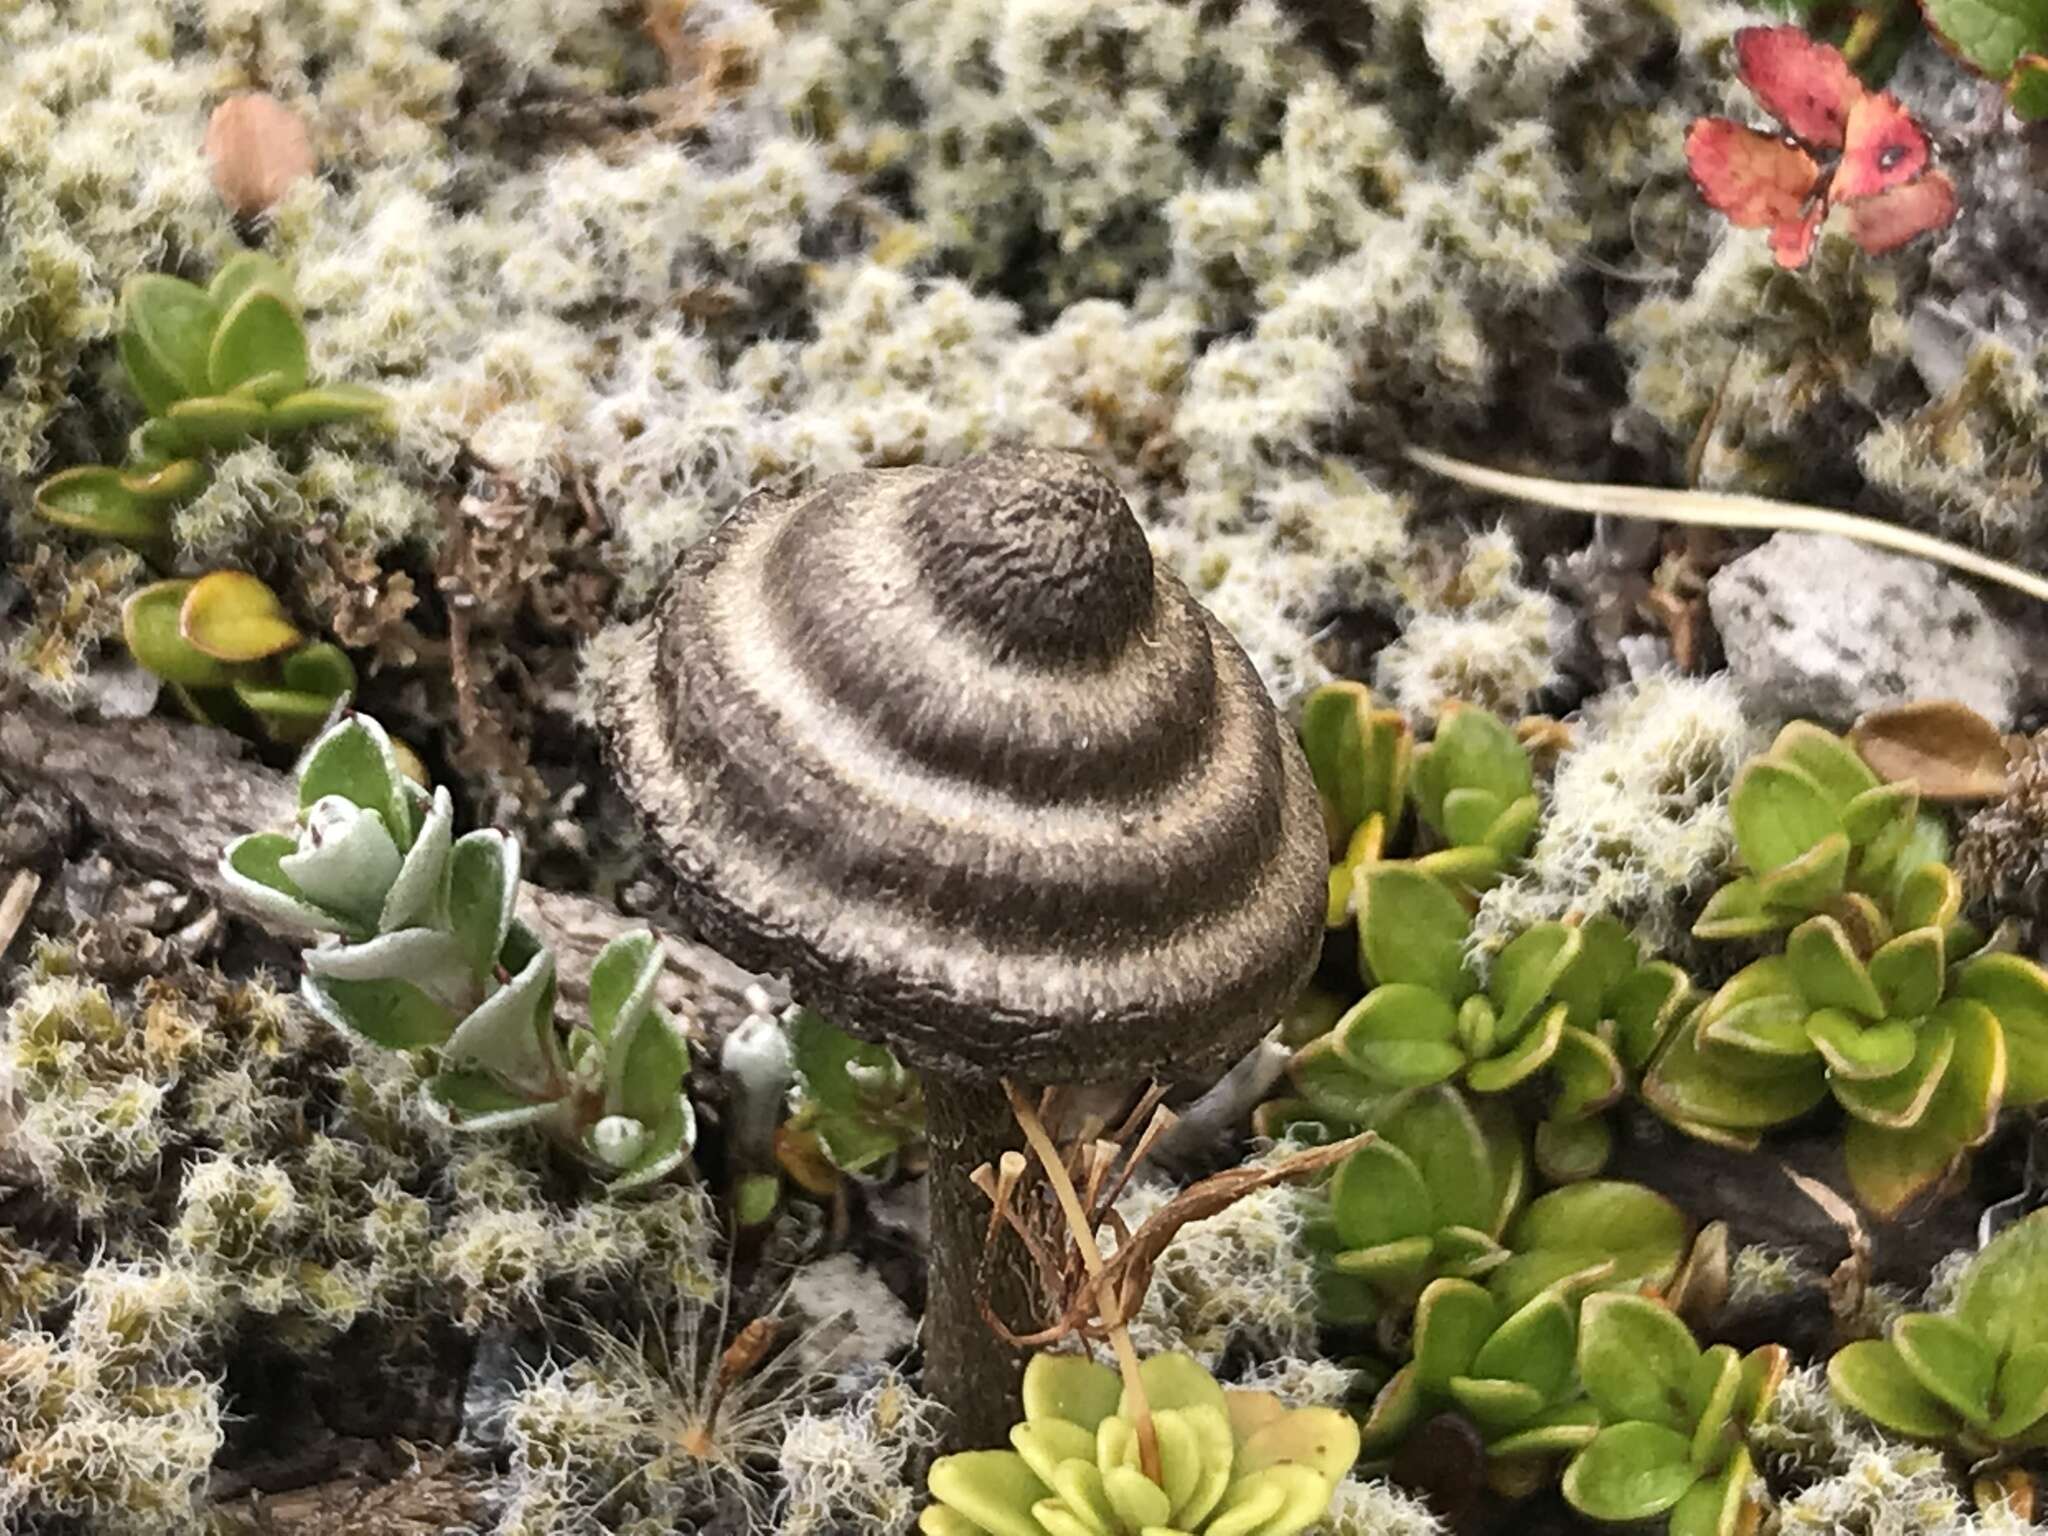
[1707,533,2038,729]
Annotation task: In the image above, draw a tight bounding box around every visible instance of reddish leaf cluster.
[1686,26,1958,268]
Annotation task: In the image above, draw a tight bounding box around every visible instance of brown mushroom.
[592,447,1325,1442]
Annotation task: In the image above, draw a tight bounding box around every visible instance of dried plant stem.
[1406,445,2048,605]
[1006,1081,1161,1485]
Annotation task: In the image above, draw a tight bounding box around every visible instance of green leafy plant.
[1302,689,1539,928]
[920,1351,1360,1536]
[1300,682,1412,926]
[1562,1294,1786,1536]
[1358,1279,1598,1495]
[1307,1086,1687,1331]
[1690,722,1949,943]
[1307,1087,1527,1325]
[1830,1210,2048,1452]
[1326,868,1629,1141]
[780,1006,925,1179]
[1406,704,1541,896]
[33,253,388,547]
[221,712,695,1190]
[123,571,355,743]
[1645,726,2048,1214]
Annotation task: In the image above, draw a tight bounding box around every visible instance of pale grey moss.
[1475,673,1762,955]
[5,0,1767,702]
[774,1369,942,1536]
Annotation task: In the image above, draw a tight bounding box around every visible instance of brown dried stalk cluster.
[970,1083,1367,1351]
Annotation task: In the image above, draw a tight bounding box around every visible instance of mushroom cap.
[594,448,1326,1083]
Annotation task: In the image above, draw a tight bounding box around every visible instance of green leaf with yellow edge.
[1842,780,1919,845]
[233,682,345,743]
[1489,1398,1602,1460]
[1375,1085,1502,1234]
[209,285,310,397]
[1756,832,1850,913]
[1413,1278,1499,1393]
[1534,1114,1613,1183]
[207,251,293,310]
[1705,993,1821,1060]
[1666,1449,1750,1536]
[1489,923,1581,1040]
[1892,1312,1998,1426]
[1693,876,1784,941]
[1685,1345,1745,1471]
[1359,866,1474,1000]
[1466,1002,1565,1094]
[1414,706,1531,823]
[1833,1016,1957,1129]
[1448,1376,1546,1436]
[119,273,218,410]
[268,382,392,433]
[2011,53,2048,117]
[1829,1338,1961,1439]
[1330,1140,1433,1249]
[1958,1210,2048,1357]
[1356,1364,1423,1455]
[1336,983,1465,1090]
[1921,0,2048,79]
[33,466,170,543]
[1894,862,1963,933]
[1562,1421,1698,1522]
[122,580,232,687]
[1644,1002,1827,1131]
[1548,1025,1624,1121]
[280,641,357,701]
[1843,999,2003,1217]
[1470,1287,1577,1401]
[1610,961,1693,1070]
[1731,758,1841,876]
[1807,1009,1918,1082]
[1989,1343,2048,1441]
[1954,953,2048,1107]
[1786,917,1884,1019]
[1577,1292,1699,1429]
[1491,1181,1688,1313]
[1869,928,1945,1020]
[179,570,302,662]
[1300,683,1410,844]
[1773,720,1880,804]
[165,393,268,449]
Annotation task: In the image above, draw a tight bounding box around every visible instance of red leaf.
[1735,25,1863,148]
[1845,170,1959,254]
[1686,118,1824,228]
[1770,203,1827,268]
[1834,91,1931,202]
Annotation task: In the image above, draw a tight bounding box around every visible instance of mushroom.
[592,447,1326,1443]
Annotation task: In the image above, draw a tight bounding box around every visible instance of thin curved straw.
[1405,445,2048,605]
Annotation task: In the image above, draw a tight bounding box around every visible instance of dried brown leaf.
[205,93,316,218]
[1848,698,2012,802]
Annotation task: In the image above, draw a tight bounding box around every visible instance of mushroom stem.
[1008,1082,1162,1487]
[922,1073,1041,1449]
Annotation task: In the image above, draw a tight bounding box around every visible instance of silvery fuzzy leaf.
[441,947,561,1099]
[588,929,662,1046]
[303,928,477,1011]
[425,1069,566,1131]
[219,831,354,936]
[600,1098,696,1192]
[301,972,460,1051]
[296,713,412,847]
[446,829,520,986]
[604,1004,691,1122]
[278,797,401,925]
[380,786,453,933]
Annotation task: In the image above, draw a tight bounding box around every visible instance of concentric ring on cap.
[595,449,1326,1082]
